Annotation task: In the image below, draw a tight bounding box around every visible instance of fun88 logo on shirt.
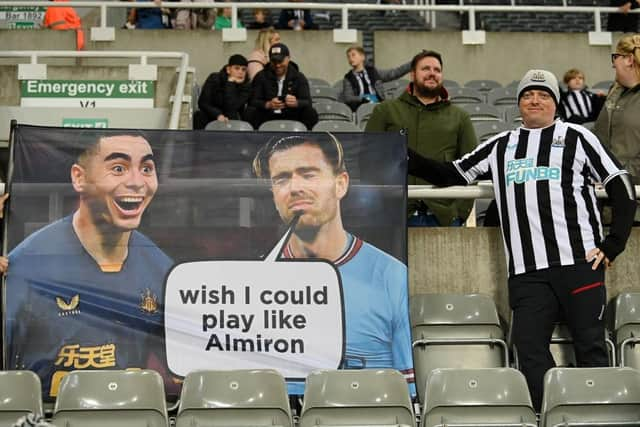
[505,158,560,186]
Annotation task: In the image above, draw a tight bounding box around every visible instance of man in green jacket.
[365,50,477,226]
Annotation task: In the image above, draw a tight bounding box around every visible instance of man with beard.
[246,43,318,130]
[365,50,476,227]
[5,133,174,401]
[253,134,414,395]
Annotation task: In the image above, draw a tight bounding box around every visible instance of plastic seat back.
[310,86,339,102]
[356,102,377,128]
[313,121,361,132]
[422,368,536,427]
[0,371,43,425]
[614,292,640,368]
[410,294,508,404]
[540,367,640,427]
[472,121,512,143]
[299,370,415,427]
[460,103,503,122]
[464,79,502,93]
[205,120,254,131]
[176,370,292,427]
[309,78,331,88]
[52,370,168,427]
[447,88,485,105]
[314,101,353,122]
[258,120,307,132]
[486,87,519,106]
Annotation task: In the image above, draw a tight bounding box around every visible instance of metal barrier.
[0,50,190,130]
[1,1,638,44]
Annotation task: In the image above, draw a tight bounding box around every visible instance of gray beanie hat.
[517,69,560,105]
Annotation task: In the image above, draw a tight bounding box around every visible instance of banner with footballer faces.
[3,125,413,401]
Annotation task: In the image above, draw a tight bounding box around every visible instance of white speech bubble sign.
[164,223,345,379]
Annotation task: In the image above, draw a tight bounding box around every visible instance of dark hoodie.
[249,61,313,111]
[198,65,251,122]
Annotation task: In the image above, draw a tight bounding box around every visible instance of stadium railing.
[2,1,638,45]
[0,50,190,131]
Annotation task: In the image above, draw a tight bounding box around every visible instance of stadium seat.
[443,79,461,88]
[0,371,43,425]
[486,87,519,107]
[299,370,415,427]
[509,317,616,369]
[540,367,640,427]
[308,78,331,88]
[473,121,512,143]
[313,120,361,132]
[504,105,523,124]
[52,370,168,427]
[310,86,339,102]
[176,370,292,427]
[505,80,520,89]
[410,293,509,404]
[460,103,503,122]
[355,102,377,129]
[447,88,485,105]
[258,120,307,132]
[204,120,254,131]
[591,80,614,92]
[422,368,537,427]
[382,79,409,99]
[464,79,502,92]
[614,292,640,369]
[314,101,354,122]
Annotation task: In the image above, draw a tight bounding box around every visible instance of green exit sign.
[62,118,109,128]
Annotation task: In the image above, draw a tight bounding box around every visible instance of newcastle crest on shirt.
[139,288,159,314]
[551,136,565,148]
[56,294,80,317]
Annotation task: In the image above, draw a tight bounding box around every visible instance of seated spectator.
[246,8,273,29]
[247,28,281,81]
[172,0,214,30]
[277,0,316,30]
[194,54,250,129]
[607,0,639,33]
[246,43,318,130]
[127,0,170,29]
[340,45,410,111]
[43,0,84,50]
[214,0,244,29]
[559,68,606,124]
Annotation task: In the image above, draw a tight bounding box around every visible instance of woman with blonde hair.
[594,33,640,224]
[247,28,281,80]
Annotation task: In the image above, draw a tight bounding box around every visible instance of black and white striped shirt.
[453,120,627,276]
[559,89,604,124]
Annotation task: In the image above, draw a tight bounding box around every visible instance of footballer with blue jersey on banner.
[5,133,174,401]
[253,134,415,395]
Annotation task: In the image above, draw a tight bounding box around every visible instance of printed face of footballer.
[268,143,348,230]
[76,135,158,231]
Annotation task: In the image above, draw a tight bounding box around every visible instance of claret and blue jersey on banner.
[2,125,413,401]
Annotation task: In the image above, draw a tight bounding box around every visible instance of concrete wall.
[408,227,640,322]
[1,29,623,87]
[375,31,619,86]
[0,29,362,86]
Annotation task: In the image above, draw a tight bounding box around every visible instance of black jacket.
[198,67,251,121]
[249,63,313,111]
[277,9,315,29]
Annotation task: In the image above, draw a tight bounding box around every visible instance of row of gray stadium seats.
[1,366,639,427]
[410,291,640,405]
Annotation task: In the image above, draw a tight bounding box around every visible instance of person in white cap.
[407,68,637,411]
